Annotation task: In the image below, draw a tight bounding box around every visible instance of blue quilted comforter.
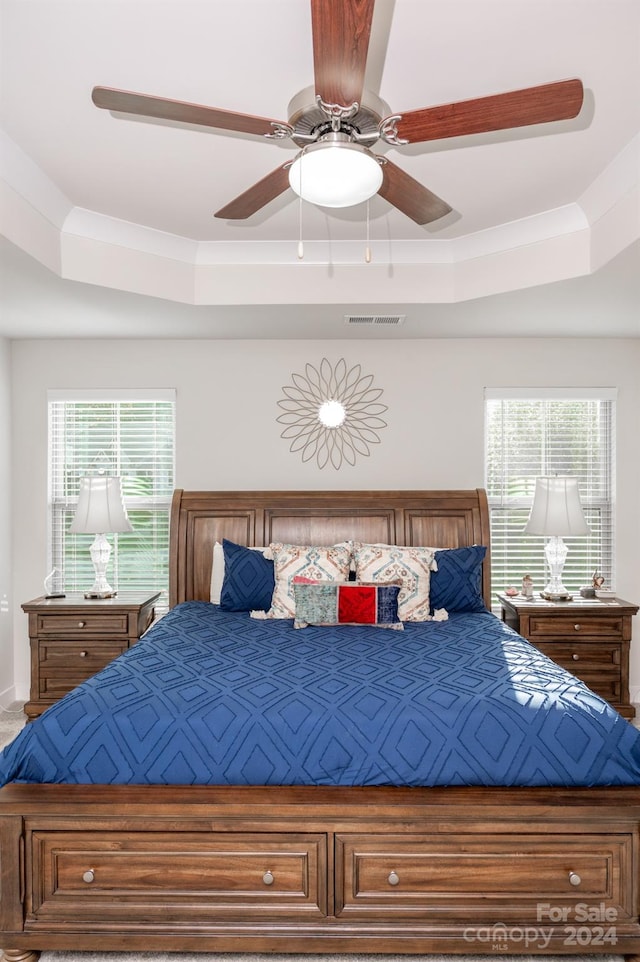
[2,601,640,787]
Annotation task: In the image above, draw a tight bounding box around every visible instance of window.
[484,388,615,604]
[49,390,176,609]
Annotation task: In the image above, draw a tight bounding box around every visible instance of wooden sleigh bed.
[2,487,640,961]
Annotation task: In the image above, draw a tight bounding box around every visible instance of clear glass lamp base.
[541,536,572,600]
[85,533,117,599]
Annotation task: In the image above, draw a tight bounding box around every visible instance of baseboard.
[0,683,19,712]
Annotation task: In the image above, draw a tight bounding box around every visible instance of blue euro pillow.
[219,539,275,612]
[430,545,487,613]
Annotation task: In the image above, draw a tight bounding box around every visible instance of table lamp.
[70,476,133,598]
[523,476,590,600]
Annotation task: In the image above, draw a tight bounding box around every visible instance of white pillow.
[210,541,269,604]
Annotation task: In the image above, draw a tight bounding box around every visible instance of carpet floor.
[0,710,624,962]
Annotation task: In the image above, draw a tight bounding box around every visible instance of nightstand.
[22,591,161,720]
[498,593,638,720]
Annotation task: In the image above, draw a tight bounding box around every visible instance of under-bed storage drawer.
[28,831,327,923]
[335,832,634,921]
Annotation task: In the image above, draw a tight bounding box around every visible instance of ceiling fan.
[91,0,584,226]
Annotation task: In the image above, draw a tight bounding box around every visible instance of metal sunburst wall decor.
[277,358,388,469]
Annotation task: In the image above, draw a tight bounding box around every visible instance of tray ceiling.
[1,0,638,326]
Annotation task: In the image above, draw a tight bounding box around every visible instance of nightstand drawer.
[38,672,103,700]
[533,641,621,671]
[38,639,128,670]
[36,613,130,635]
[528,615,624,638]
[577,674,622,703]
[37,641,128,698]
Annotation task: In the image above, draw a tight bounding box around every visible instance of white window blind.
[48,391,176,609]
[484,389,615,604]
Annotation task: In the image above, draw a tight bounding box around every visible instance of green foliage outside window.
[49,396,175,609]
[485,395,614,603]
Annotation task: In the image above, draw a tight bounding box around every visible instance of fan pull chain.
[365,198,372,263]
[297,159,304,259]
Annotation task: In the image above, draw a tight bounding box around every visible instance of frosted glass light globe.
[318,399,347,428]
[289,141,383,208]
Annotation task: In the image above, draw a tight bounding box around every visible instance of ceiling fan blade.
[378,159,452,225]
[311,0,375,107]
[392,79,584,144]
[92,86,287,138]
[215,163,292,219]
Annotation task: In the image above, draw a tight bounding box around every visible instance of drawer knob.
[572,653,580,661]
[573,624,581,631]
[569,871,582,887]
[388,870,400,886]
[262,870,274,886]
[80,650,88,658]
[82,869,95,884]
[78,621,86,629]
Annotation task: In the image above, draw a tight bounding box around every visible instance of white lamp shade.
[70,476,133,534]
[524,476,590,537]
[289,141,383,208]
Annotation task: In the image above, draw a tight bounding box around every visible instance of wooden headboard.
[169,488,491,608]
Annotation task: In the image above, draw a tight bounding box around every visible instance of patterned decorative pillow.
[219,539,275,612]
[352,543,437,621]
[262,542,353,618]
[293,581,403,630]
[429,545,487,613]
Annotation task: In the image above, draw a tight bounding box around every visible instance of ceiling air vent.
[345,314,406,326]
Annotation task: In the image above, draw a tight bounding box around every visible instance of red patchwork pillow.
[293,581,403,630]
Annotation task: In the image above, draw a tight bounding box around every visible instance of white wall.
[10,336,640,701]
[0,338,13,707]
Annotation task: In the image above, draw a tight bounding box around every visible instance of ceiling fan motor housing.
[286,85,390,148]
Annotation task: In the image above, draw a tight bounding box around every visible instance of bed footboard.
[3,783,640,958]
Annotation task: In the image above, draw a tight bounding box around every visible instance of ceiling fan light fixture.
[289,136,383,208]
